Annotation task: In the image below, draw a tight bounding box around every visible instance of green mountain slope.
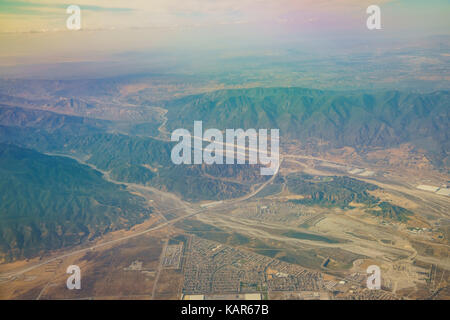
[165,88,449,167]
[0,122,265,202]
[0,144,151,262]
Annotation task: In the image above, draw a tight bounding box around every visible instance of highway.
[0,157,280,280]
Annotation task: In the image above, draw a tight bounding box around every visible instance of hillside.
[59,133,266,201]
[0,104,110,134]
[164,88,449,168]
[286,173,413,222]
[0,144,152,262]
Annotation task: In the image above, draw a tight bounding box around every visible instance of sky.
[0,0,449,82]
[0,0,448,33]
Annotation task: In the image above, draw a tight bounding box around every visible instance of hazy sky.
[0,0,449,82]
[0,0,448,33]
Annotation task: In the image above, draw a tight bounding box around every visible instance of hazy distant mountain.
[0,105,110,134]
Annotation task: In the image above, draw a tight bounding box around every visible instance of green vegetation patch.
[175,219,250,245]
[0,144,151,262]
[286,173,412,221]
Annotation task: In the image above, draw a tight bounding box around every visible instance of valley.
[0,136,448,300]
[0,79,448,300]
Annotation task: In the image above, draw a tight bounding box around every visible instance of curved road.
[0,157,281,280]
